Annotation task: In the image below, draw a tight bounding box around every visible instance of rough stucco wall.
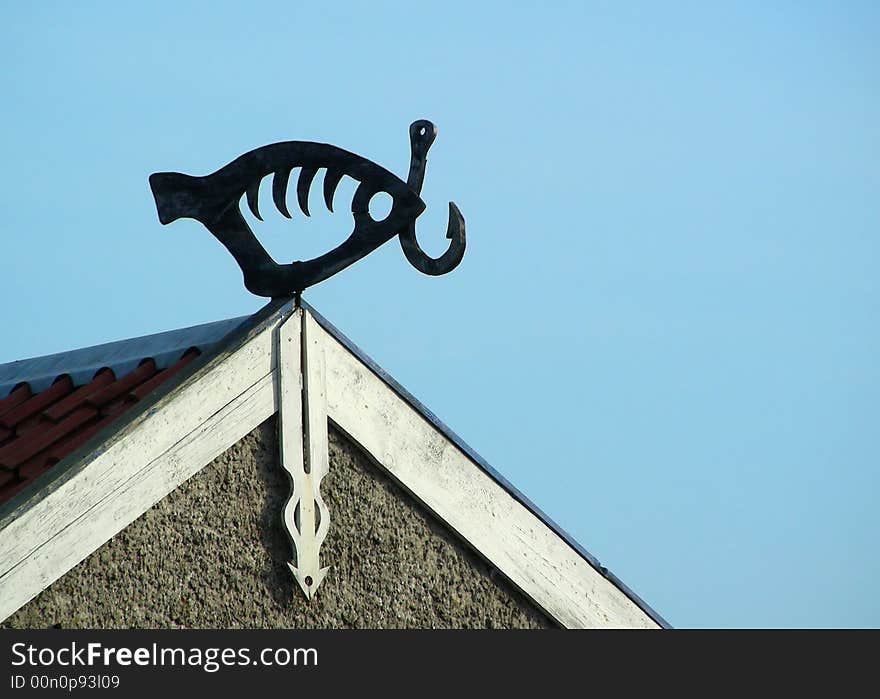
[5,417,554,629]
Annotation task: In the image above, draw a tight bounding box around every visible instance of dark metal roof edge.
[0,315,252,399]
[302,299,671,629]
[0,297,295,525]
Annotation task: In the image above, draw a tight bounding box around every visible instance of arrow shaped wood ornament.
[278,309,331,600]
[149,120,466,296]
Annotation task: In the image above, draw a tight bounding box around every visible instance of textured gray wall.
[5,418,554,629]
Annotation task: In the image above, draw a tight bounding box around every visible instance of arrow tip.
[288,562,330,602]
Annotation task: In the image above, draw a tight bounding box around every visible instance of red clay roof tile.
[0,384,32,419]
[43,368,116,422]
[45,411,124,464]
[129,348,200,400]
[12,414,51,440]
[0,405,98,469]
[84,360,157,408]
[0,469,17,490]
[0,347,202,505]
[0,377,74,429]
[15,453,58,484]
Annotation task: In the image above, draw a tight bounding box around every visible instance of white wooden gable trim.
[313,313,659,629]
[0,307,284,623]
[0,303,661,628]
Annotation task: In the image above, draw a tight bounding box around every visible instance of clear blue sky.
[2,2,877,628]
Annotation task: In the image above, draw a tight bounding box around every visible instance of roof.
[0,300,670,629]
[0,316,246,397]
[0,316,247,505]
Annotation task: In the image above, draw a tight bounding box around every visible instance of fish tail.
[149,171,205,225]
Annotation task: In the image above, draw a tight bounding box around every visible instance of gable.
[0,298,667,628]
[4,418,553,629]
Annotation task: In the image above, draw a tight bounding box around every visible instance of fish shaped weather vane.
[149,120,465,296]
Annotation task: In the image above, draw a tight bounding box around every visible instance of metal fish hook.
[398,120,467,276]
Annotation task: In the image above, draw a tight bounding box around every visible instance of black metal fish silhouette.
[149,120,465,297]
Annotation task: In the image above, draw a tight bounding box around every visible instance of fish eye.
[368,191,393,221]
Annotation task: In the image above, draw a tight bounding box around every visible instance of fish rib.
[246,180,262,221]
[296,166,318,217]
[273,168,293,218]
[323,168,344,214]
